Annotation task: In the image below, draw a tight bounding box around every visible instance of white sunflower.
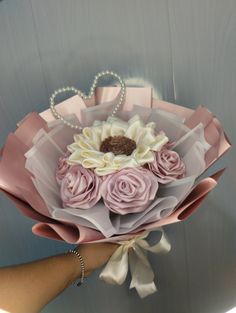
[67,115,169,176]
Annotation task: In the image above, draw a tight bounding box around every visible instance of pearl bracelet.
[67,249,85,286]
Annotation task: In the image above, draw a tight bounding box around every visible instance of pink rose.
[56,153,71,184]
[61,165,101,209]
[149,149,185,184]
[101,167,159,215]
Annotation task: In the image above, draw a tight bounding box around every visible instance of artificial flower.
[61,165,101,209]
[100,167,159,214]
[149,149,185,184]
[55,153,71,184]
[67,115,169,176]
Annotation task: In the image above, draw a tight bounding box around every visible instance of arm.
[0,243,117,313]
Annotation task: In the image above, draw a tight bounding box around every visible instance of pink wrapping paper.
[0,87,231,244]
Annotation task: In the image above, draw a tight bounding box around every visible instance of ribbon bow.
[99,228,171,298]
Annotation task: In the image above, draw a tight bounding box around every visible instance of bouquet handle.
[99,228,171,298]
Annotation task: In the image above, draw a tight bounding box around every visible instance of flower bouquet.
[0,71,231,297]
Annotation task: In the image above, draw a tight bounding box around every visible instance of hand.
[75,243,118,277]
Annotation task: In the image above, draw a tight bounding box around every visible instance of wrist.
[74,246,93,277]
[60,253,82,285]
[65,248,91,285]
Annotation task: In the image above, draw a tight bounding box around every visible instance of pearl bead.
[50,71,125,129]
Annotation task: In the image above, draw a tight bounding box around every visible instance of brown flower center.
[100,136,136,156]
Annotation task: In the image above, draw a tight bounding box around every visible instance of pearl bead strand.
[49,71,126,131]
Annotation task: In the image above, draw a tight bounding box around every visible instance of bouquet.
[0,71,231,297]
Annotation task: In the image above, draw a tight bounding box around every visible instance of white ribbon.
[99,228,171,298]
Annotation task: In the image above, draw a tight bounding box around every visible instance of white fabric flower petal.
[150,134,169,151]
[110,121,128,136]
[67,142,80,153]
[95,166,118,176]
[76,136,97,151]
[113,155,138,168]
[133,145,155,165]
[139,131,156,147]
[102,152,115,164]
[125,120,145,141]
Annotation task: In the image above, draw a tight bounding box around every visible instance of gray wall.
[0,1,236,313]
